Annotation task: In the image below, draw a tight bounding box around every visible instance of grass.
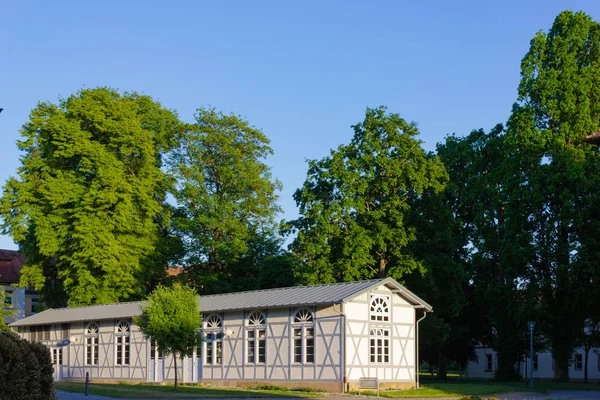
[55,378,600,399]
[378,378,600,398]
[54,382,321,399]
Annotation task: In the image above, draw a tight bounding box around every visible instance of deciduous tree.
[134,283,201,390]
[167,108,281,293]
[0,88,180,306]
[289,106,447,283]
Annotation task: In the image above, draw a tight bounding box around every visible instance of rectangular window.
[31,297,39,313]
[206,341,213,364]
[43,325,50,341]
[533,354,538,371]
[216,341,222,364]
[258,329,266,363]
[247,330,255,363]
[52,348,63,365]
[369,328,390,364]
[116,336,130,365]
[30,326,36,341]
[293,327,314,364]
[4,291,12,306]
[247,329,266,364]
[485,354,493,372]
[86,337,98,365]
[61,323,69,340]
[306,328,314,363]
[575,354,583,371]
[150,340,162,360]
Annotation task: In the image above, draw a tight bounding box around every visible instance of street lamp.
[528,321,536,389]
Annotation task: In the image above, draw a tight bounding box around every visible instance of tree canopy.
[168,108,282,294]
[289,106,447,284]
[0,88,181,306]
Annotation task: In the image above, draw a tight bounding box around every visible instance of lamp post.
[528,321,536,389]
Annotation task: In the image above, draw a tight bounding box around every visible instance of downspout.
[416,310,427,389]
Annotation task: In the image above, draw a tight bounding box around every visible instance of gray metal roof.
[10,277,432,327]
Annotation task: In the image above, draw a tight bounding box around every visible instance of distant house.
[0,249,39,324]
[467,346,600,382]
[10,277,431,391]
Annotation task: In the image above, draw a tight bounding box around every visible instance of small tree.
[134,283,201,389]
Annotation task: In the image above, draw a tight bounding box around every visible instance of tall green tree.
[289,106,447,283]
[405,134,486,379]
[167,108,282,293]
[0,88,180,306]
[507,10,600,380]
[134,283,201,390]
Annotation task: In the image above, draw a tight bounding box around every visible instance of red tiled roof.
[166,267,184,277]
[584,130,600,145]
[0,249,25,284]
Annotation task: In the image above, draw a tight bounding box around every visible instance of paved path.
[55,390,600,400]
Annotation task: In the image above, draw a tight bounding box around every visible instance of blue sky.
[1,1,599,250]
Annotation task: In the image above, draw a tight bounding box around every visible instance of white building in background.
[468,346,600,381]
[10,277,431,391]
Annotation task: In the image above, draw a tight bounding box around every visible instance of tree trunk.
[379,258,386,278]
[174,351,178,390]
[437,352,448,381]
[584,349,589,384]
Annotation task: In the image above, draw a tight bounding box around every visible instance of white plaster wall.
[468,348,600,381]
[345,285,416,384]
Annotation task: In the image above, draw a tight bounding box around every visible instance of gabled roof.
[10,277,431,327]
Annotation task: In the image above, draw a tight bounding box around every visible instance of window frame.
[246,311,266,364]
[574,353,583,371]
[85,322,100,366]
[484,354,493,372]
[370,295,390,322]
[369,328,390,364]
[115,320,130,366]
[203,314,223,366]
[292,308,315,365]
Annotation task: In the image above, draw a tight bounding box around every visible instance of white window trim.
[370,294,390,322]
[246,311,266,364]
[85,322,99,366]
[292,308,315,365]
[369,327,390,364]
[115,320,130,366]
[203,314,223,365]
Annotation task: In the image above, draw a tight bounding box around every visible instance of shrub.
[0,331,56,400]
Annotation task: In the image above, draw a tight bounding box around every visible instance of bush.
[0,331,56,400]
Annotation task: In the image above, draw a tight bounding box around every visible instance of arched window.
[85,322,99,365]
[115,320,130,365]
[204,314,223,365]
[247,311,266,364]
[292,309,314,364]
[370,295,390,322]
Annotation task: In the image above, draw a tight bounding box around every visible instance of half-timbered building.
[10,277,431,391]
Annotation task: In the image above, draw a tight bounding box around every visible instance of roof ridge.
[61,299,143,310]
[200,278,387,299]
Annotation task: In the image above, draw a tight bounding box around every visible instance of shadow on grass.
[55,382,320,399]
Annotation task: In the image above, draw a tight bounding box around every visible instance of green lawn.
[55,379,600,399]
[54,382,320,399]
[377,379,600,398]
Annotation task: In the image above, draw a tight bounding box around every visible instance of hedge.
[0,331,55,400]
